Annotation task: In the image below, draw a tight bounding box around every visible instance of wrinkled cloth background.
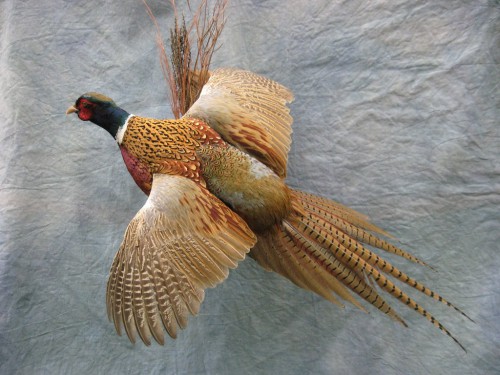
[1,0,499,374]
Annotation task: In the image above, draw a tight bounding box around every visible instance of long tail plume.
[251,189,471,351]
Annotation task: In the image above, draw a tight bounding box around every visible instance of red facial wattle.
[76,99,95,121]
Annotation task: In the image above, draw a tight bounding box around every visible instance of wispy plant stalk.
[144,0,228,118]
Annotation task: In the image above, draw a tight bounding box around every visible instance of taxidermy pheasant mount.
[66,0,471,350]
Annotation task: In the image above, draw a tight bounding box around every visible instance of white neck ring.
[115,114,134,144]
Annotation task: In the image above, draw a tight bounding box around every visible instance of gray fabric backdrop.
[1,0,499,374]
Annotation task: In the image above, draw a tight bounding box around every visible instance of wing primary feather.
[152,249,179,339]
[142,249,165,345]
[121,254,137,344]
[162,250,190,330]
[132,265,152,346]
[111,261,125,337]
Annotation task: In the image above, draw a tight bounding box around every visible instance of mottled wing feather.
[184,68,294,177]
[106,174,256,345]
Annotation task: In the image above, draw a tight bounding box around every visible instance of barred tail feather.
[292,194,472,322]
[281,221,407,326]
[251,189,468,351]
[294,191,430,267]
[253,225,370,310]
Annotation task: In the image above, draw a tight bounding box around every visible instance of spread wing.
[184,68,294,177]
[106,174,256,345]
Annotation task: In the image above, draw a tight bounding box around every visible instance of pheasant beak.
[66,105,78,115]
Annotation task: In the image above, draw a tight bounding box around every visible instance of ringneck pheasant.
[67,68,469,349]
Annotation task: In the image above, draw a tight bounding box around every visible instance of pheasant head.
[66,92,130,138]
